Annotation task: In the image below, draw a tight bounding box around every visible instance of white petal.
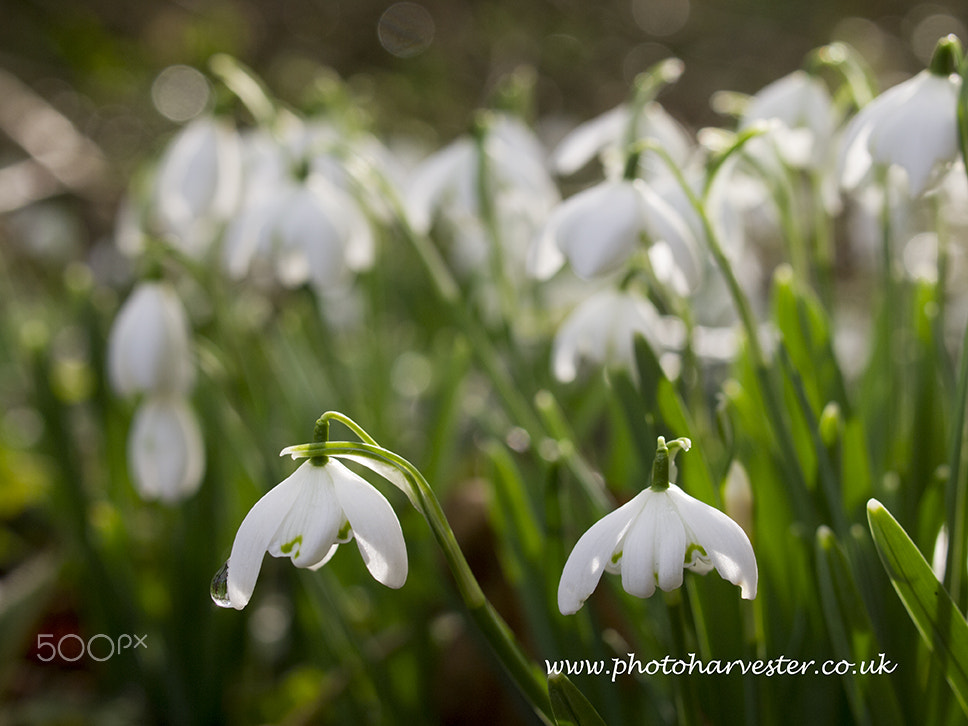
[405,140,476,233]
[527,214,566,280]
[107,282,194,396]
[635,179,701,290]
[127,395,204,503]
[557,493,645,614]
[667,484,758,599]
[869,74,960,195]
[551,291,617,383]
[334,453,418,507]
[555,181,643,279]
[330,460,408,589]
[551,105,629,175]
[268,465,342,568]
[226,464,307,609]
[654,495,687,592]
[619,492,660,598]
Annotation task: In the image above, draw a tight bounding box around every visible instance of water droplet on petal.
[210,560,233,608]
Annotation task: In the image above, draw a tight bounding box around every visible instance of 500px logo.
[36,633,148,663]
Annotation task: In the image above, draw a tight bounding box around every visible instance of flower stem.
[642,140,811,500]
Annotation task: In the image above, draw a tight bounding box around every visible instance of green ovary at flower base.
[557,436,758,616]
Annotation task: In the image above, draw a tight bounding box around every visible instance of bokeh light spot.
[631,0,690,38]
[911,14,967,66]
[378,2,435,58]
[151,65,211,122]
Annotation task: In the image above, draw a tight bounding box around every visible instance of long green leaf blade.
[867,498,968,716]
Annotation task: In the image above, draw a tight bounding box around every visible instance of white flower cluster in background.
[108,37,968,508]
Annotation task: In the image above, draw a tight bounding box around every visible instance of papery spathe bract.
[107,281,195,397]
[558,477,757,615]
[839,69,961,196]
[128,394,205,503]
[221,458,407,610]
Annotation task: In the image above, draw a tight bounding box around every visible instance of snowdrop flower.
[128,394,205,503]
[558,437,757,615]
[740,70,837,170]
[405,113,559,275]
[840,36,963,197]
[107,281,195,396]
[218,458,407,609]
[142,116,243,258]
[529,179,700,286]
[552,288,677,383]
[222,174,374,291]
[550,59,691,178]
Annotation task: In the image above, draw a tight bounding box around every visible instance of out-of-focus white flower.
[222,174,374,291]
[529,179,700,287]
[220,115,387,293]
[552,288,680,383]
[107,281,195,396]
[149,117,243,257]
[722,460,753,537]
[128,394,205,503]
[558,438,757,615]
[839,69,962,196]
[740,71,837,170]
[551,102,693,179]
[405,113,559,275]
[219,458,407,609]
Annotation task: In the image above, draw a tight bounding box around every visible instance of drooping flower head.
[107,280,195,397]
[128,394,205,503]
[558,437,757,615]
[216,457,407,610]
[839,35,964,197]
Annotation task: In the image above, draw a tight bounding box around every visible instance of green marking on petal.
[280,535,303,556]
[337,520,352,541]
[611,550,623,564]
[684,542,707,564]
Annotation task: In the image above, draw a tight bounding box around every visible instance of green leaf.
[867,498,968,717]
[815,526,903,726]
[548,673,608,726]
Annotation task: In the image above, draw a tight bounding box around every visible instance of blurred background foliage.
[4,0,968,177]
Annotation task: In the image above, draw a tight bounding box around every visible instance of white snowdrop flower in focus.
[128,394,205,503]
[558,437,757,615]
[219,458,408,609]
[107,281,194,396]
[840,36,963,197]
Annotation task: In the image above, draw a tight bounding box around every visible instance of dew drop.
[210,560,233,608]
